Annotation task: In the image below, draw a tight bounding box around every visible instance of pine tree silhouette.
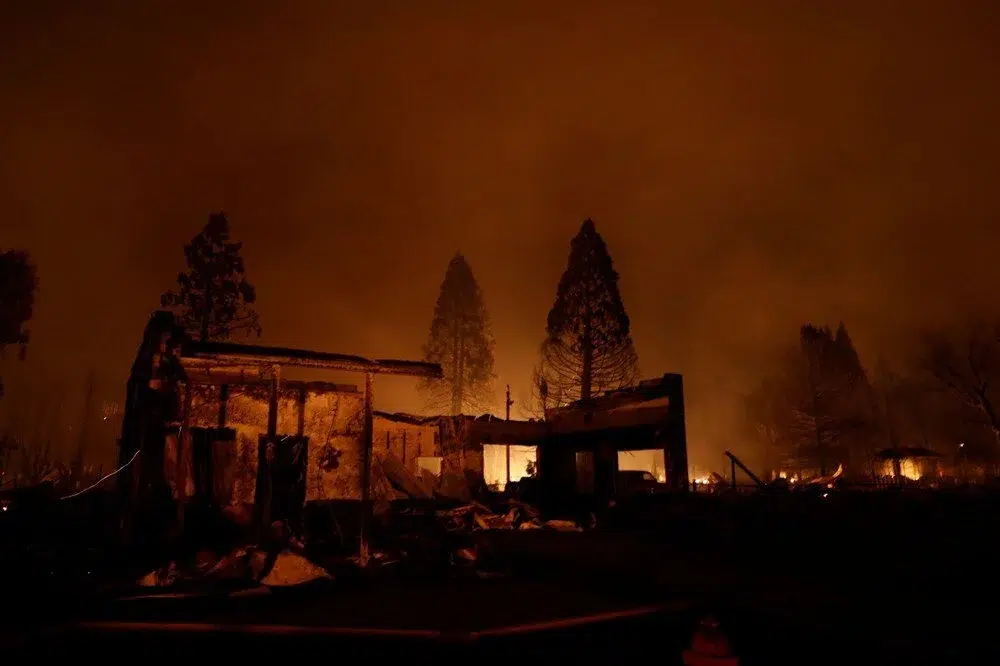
[535,219,638,407]
[419,252,496,415]
[0,249,37,401]
[161,212,261,341]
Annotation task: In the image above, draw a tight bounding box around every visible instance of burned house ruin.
[118,312,689,539]
[539,374,689,505]
[374,375,690,507]
[117,311,441,542]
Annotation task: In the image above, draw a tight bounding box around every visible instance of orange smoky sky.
[1,1,999,471]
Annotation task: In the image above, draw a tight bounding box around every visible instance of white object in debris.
[260,551,333,587]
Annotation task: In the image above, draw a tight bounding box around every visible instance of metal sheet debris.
[260,550,334,586]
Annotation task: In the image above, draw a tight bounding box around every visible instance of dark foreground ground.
[3,488,1000,664]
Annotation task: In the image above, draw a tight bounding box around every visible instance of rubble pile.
[375,451,581,534]
[134,496,583,592]
[134,517,337,593]
[430,500,581,533]
[130,454,584,594]
[260,551,333,587]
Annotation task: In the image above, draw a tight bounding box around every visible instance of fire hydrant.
[682,616,740,666]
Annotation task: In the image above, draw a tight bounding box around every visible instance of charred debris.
[3,311,689,593]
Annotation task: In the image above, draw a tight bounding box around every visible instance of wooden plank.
[181,341,442,378]
[373,411,439,426]
[179,371,360,394]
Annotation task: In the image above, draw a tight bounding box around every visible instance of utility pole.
[359,372,374,566]
[505,385,513,487]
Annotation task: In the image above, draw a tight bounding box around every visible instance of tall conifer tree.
[420,252,496,414]
[535,219,638,408]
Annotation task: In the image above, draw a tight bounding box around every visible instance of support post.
[176,382,194,531]
[506,444,511,488]
[731,457,737,490]
[267,366,280,440]
[297,385,306,437]
[257,365,280,531]
[661,374,690,491]
[218,384,229,428]
[359,372,374,566]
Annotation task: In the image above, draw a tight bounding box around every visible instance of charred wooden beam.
[181,365,266,385]
[181,341,442,379]
[724,449,764,488]
[178,370,360,394]
[372,411,440,426]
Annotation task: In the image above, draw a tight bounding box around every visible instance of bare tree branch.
[918,321,1000,451]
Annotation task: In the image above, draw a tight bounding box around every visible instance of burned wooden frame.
[118,311,442,564]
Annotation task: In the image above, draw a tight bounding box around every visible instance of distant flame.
[900,460,922,481]
[879,459,923,481]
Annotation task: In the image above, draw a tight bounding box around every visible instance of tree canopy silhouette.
[535,219,638,408]
[0,249,37,400]
[918,319,1000,452]
[745,323,873,476]
[161,212,261,342]
[419,252,496,415]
